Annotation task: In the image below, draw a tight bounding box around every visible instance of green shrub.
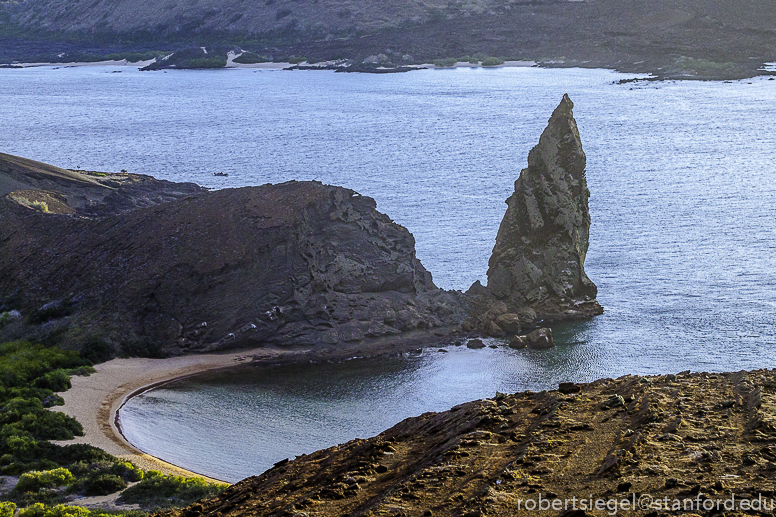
[1,404,83,440]
[110,461,143,482]
[44,444,113,466]
[68,460,142,483]
[0,502,16,517]
[481,56,505,67]
[0,341,86,387]
[19,503,91,517]
[15,468,75,493]
[433,57,457,67]
[118,472,227,509]
[80,473,127,496]
[34,370,71,392]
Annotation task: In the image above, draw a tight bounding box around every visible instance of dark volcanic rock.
[0,161,466,355]
[477,94,603,322]
[526,327,554,349]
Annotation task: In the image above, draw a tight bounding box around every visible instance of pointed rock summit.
[483,94,603,321]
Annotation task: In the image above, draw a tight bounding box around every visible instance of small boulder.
[485,320,505,338]
[516,307,538,325]
[495,313,521,334]
[603,394,625,408]
[466,339,486,349]
[461,317,477,332]
[526,327,554,349]
[508,335,528,349]
[483,301,508,321]
[558,382,581,394]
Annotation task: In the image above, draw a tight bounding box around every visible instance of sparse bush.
[19,503,91,517]
[118,471,227,509]
[481,56,504,66]
[0,502,16,517]
[30,201,49,212]
[0,310,21,329]
[14,468,75,493]
[433,57,457,67]
[79,473,127,496]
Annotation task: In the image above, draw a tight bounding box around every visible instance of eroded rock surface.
[0,156,466,355]
[471,94,603,330]
[157,369,776,517]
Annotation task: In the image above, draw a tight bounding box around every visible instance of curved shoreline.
[49,347,298,484]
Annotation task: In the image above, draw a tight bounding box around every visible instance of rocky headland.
[0,155,465,356]
[156,369,776,517]
[0,96,602,357]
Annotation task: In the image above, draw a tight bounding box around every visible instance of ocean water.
[2,66,776,482]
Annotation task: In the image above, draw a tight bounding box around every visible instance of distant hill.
[1,0,776,78]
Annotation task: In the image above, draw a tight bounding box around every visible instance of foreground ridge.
[157,369,776,517]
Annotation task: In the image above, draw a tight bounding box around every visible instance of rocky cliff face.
[155,369,776,517]
[0,158,465,355]
[471,94,603,329]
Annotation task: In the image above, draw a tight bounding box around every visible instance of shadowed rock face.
[0,161,466,355]
[485,94,602,320]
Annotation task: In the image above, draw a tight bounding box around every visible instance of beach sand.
[49,347,293,484]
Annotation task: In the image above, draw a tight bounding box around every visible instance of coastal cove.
[2,65,776,485]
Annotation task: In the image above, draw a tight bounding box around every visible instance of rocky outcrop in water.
[156,369,776,517]
[0,155,466,356]
[468,94,603,333]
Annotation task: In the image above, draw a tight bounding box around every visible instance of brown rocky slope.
[157,369,776,517]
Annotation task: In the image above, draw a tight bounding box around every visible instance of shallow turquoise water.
[2,66,775,481]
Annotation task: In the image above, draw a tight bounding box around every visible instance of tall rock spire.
[485,94,602,319]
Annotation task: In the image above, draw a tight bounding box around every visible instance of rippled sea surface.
[2,66,775,481]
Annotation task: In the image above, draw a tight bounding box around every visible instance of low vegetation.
[141,48,227,70]
[0,341,228,513]
[118,472,227,509]
[433,54,506,67]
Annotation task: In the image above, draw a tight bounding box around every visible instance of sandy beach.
[50,347,294,483]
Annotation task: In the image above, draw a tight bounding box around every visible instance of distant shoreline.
[9,58,537,71]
